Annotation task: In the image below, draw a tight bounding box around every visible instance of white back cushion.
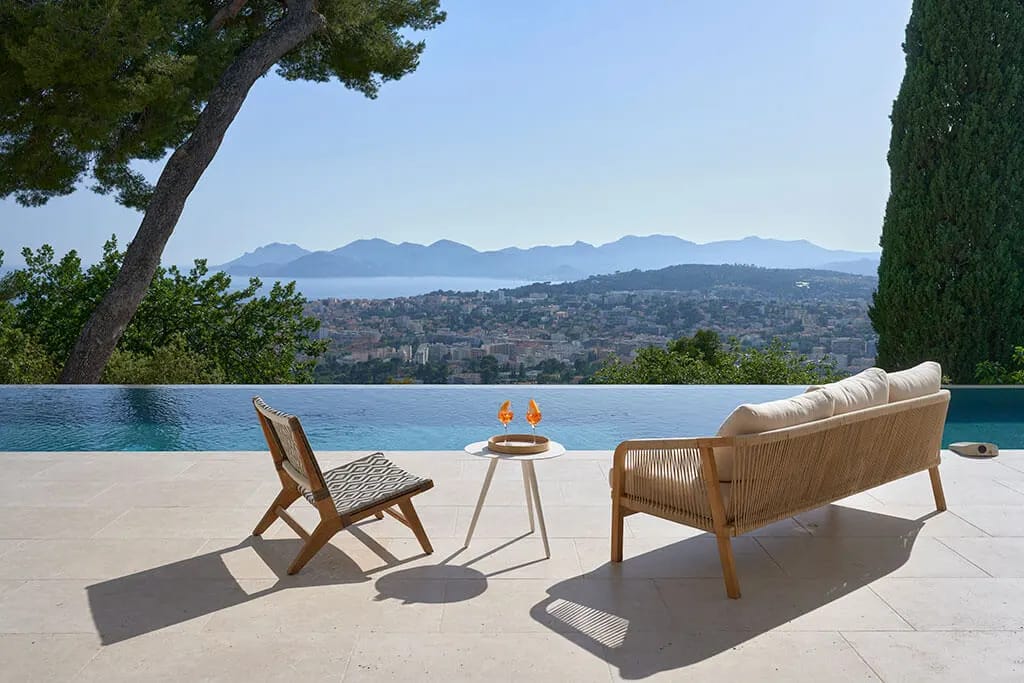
[715,390,835,481]
[806,367,888,416]
[888,361,942,402]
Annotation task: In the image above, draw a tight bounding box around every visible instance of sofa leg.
[611,499,624,563]
[928,466,947,511]
[716,533,741,599]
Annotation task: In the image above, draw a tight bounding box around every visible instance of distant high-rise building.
[831,337,866,356]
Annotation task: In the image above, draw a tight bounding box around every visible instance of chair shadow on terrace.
[531,504,933,680]
[86,520,486,646]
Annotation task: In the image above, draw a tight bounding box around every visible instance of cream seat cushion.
[714,390,835,482]
[887,361,942,402]
[805,367,888,415]
[609,467,733,520]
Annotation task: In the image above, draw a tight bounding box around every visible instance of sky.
[0,0,913,267]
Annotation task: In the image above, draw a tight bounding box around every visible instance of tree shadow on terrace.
[530,505,935,680]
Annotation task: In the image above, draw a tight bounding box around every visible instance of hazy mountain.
[217,242,310,273]
[273,250,380,277]
[322,238,481,275]
[218,234,879,279]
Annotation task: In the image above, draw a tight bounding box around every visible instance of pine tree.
[870,0,1024,382]
[0,1,444,382]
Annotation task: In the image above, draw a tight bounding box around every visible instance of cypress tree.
[870,0,1024,382]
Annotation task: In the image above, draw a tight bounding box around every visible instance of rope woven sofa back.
[728,390,949,534]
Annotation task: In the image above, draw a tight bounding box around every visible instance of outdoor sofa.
[609,362,948,598]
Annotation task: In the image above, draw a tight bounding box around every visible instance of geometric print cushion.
[299,452,432,517]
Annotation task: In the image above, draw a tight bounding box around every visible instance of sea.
[249,276,538,300]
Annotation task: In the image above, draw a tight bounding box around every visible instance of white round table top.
[464,439,566,461]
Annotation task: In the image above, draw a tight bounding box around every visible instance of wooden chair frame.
[252,399,434,574]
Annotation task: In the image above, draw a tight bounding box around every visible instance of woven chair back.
[252,396,327,495]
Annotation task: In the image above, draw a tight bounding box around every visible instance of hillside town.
[307,277,876,383]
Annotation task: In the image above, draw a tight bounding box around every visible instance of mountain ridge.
[217,234,879,279]
[508,263,877,302]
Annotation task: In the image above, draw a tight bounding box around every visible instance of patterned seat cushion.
[299,452,431,517]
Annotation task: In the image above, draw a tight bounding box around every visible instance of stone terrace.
[1,449,1023,681]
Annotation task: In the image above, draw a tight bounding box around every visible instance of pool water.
[0,385,1019,452]
[944,387,1024,449]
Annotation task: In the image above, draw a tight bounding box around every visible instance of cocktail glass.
[498,401,514,438]
[526,399,542,443]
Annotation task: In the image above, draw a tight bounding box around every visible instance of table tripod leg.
[464,458,498,547]
[525,461,550,558]
[521,460,535,532]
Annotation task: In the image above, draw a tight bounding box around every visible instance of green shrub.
[592,330,842,385]
[1,239,328,384]
[0,325,57,383]
[102,335,225,385]
[976,347,1024,384]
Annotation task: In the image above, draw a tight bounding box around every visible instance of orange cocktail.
[526,399,542,443]
[498,400,514,435]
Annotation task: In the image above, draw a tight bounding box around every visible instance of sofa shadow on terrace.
[533,505,933,680]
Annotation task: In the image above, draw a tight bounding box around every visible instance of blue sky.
[0,0,912,267]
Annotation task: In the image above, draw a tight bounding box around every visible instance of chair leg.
[611,498,625,563]
[253,486,300,536]
[716,533,741,599]
[397,499,433,554]
[374,511,385,520]
[287,521,339,575]
[929,466,947,511]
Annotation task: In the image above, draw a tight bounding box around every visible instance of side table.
[462,439,566,557]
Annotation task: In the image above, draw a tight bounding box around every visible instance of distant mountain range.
[217,235,880,280]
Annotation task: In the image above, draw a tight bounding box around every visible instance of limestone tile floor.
[0,449,1023,681]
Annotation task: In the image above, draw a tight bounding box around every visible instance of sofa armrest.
[613,437,732,477]
[612,437,733,532]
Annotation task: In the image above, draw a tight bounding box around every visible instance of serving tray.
[487,434,550,455]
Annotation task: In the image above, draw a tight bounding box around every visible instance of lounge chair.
[251,396,434,574]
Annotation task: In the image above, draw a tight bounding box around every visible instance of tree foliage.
[0,0,445,209]
[976,346,1024,384]
[0,0,444,383]
[870,0,1024,382]
[103,334,226,384]
[0,251,58,383]
[591,330,842,385]
[0,238,327,383]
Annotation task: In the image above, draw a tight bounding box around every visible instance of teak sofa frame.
[610,391,950,598]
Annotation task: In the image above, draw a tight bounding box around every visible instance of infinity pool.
[0,385,1019,451]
